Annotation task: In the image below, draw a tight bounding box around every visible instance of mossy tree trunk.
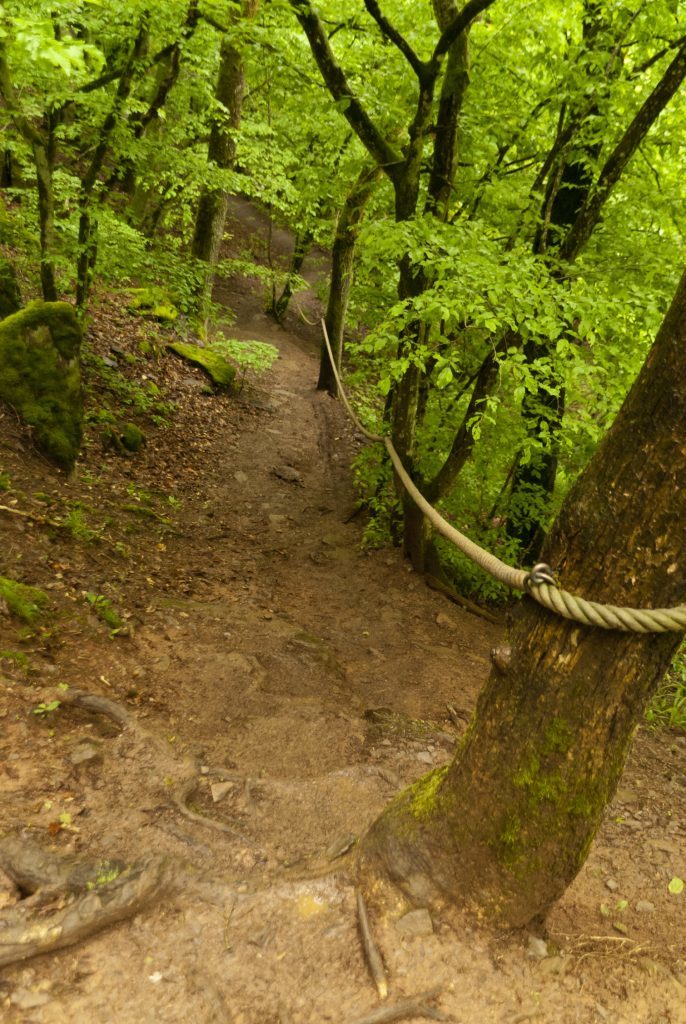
[359,266,686,928]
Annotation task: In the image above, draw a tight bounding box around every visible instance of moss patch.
[127,288,178,323]
[0,301,83,469]
[167,342,236,389]
[0,576,50,624]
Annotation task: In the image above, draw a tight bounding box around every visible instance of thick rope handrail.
[321,321,686,633]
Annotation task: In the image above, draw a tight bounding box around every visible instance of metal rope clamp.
[525,563,557,589]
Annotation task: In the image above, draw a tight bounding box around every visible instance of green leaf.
[435,366,453,389]
[668,877,684,895]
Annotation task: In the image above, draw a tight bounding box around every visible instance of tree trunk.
[76,18,150,311]
[191,3,256,319]
[359,265,686,928]
[270,227,313,324]
[318,164,381,394]
[0,257,21,319]
[33,143,58,302]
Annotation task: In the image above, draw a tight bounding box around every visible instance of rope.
[321,321,686,633]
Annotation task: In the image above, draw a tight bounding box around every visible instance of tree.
[291,0,686,586]
[358,263,686,927]
[191,1,258,320]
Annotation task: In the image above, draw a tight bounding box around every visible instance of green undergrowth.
[83,348,175,428]
[646,644,686,733]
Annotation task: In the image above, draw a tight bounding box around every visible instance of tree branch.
[363,0,429,82]
[433,0,497,61]
[289,0,402,175]
[560,41,686,262]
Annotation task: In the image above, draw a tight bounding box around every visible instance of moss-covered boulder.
[0,576,50,624]
[167,342,236,390]
[127,288,179,323]
[0,301,83,469]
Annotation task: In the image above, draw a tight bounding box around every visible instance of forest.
[1,1,685,1022]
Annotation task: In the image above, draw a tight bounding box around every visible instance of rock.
[167,342,236,389]
[435,612,453,628]
[526,934,549,959]
[10,987,51,1010]
[416,750,433,765]
[120,422,146,452]
[272,464,302,485]
[69,739,103,766]
[396,908,434,937]
[0,300,83,468]
[234,470,248,484]
[604,877,619,892]
[210,781,233,803]
[635,899,655,913]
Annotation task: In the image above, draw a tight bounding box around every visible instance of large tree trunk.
[359,265,686,928]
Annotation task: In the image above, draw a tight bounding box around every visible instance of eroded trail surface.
[1,203,685,1023]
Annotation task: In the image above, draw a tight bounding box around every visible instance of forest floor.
[1,199,685,1024]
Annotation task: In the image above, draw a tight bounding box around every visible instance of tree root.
[0,837,180,967]
[357,887,388,999]
[425,573,499,625]
[347,987,447,1024]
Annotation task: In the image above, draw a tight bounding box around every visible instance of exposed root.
[347,987,447,1024]
[0,837,180,967]
[424,573,499,625]
[356,887,388,1000]
[174,777,263,846]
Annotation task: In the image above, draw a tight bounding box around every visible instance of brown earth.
[1,198,685,1023]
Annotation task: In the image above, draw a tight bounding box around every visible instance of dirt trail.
[1,200,685,1022]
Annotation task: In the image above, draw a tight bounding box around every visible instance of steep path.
[1,201,685,1021]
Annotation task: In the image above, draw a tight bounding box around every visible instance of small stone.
[69,740,102,766]
[416,751,433,765]
[526,934,549,959]
[435,612,453,628]
[396,908,433,937]
[272,465,302,485]
[234,471,248,484]
[11,988,51,1010]
[635,899,655,914]
[210,781,233,803]
[604,877,619,892]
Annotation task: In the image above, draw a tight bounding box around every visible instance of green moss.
[120,423,145,452]
[0,301,83,469]
[0,576,50,624]
[127,288,178,322]
[408,764,450,820]
[542,717,573,754]
[167,342,236,389]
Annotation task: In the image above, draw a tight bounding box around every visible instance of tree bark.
[359,264,686,928]
[191,4,257,319]
[270,227,313,324]
[317,164,381,394]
